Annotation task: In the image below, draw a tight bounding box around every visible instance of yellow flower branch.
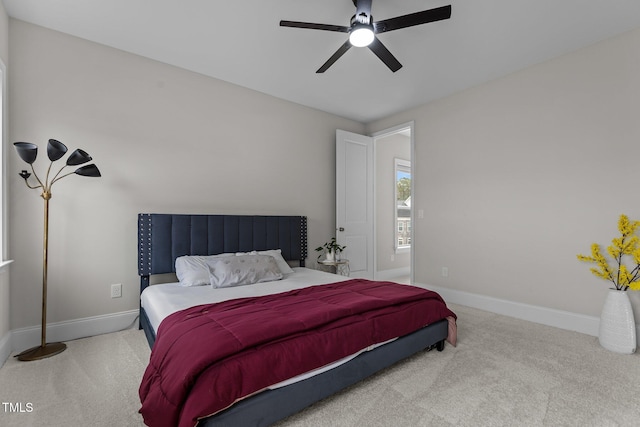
[577,214,640,291]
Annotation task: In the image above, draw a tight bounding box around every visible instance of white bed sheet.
[141,267,397,390]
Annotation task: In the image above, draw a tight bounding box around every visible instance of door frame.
[371,121,415,282]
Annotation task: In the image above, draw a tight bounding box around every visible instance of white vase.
[325,249,335,262]
[598,289,637,354]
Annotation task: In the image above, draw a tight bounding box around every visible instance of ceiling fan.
[280,0,452,73]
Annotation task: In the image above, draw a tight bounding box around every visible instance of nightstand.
[317,259,350,276]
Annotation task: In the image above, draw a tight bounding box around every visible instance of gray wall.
[8,19,364,330]
[367,27,640,320]
[6,16,640,340]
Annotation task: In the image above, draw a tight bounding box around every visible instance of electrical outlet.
[111,283,122,298]
[441,267,449,277]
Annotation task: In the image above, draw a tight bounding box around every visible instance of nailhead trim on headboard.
[300,216,308,266]
[138,213,153,276]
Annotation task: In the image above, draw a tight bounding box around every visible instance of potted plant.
[577,214,640,353]
[315,237,346,262]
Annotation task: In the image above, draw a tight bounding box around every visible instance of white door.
[336,129,374,279]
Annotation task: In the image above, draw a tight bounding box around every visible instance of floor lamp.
[14,139,101,361]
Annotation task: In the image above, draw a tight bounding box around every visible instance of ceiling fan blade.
[317,40,352,73]
[374,5,452,34]
[280,20,349,33]
[368,37,402,72]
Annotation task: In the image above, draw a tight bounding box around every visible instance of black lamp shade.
[74,164,101,177]
[14,142,38,164]
[66,149,92,166]
[47,139,68,162]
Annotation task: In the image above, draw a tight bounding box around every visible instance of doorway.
[335,122,414,281]
[372,123,413,283]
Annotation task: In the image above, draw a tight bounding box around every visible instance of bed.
[137,213,456,427]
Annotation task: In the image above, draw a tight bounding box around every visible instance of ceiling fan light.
[349,25,374,47]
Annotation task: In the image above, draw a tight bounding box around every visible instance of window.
[395,158,411,253]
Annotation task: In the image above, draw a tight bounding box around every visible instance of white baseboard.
[9,309,139,359]
[375,267,410,281]
[415,282,640,343]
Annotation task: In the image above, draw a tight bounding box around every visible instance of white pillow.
[175,253,235,287]
[257,249,295,274]
[208,254,283,288]
[236,249,294,274]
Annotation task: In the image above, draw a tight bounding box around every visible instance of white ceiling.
[4,0,640,123]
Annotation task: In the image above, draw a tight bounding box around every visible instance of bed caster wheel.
[436,340,445,352]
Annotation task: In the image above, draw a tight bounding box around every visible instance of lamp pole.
[41,192,49,350]
[16,189,67,360]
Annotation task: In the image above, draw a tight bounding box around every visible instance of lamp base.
[16,342,66,361]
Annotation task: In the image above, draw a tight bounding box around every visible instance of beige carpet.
[1,304,639,426]
[0,325,150,426]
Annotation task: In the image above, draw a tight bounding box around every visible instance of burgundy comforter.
[139,279,456,427]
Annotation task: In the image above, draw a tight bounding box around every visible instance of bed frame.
[137,213,448,427]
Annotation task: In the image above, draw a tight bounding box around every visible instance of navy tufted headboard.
[138,214,308,292]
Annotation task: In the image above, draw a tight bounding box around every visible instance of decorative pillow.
[257,249,295,274]
[235,249,295,274]
[208,255,283,288]
[175,253,235,287]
